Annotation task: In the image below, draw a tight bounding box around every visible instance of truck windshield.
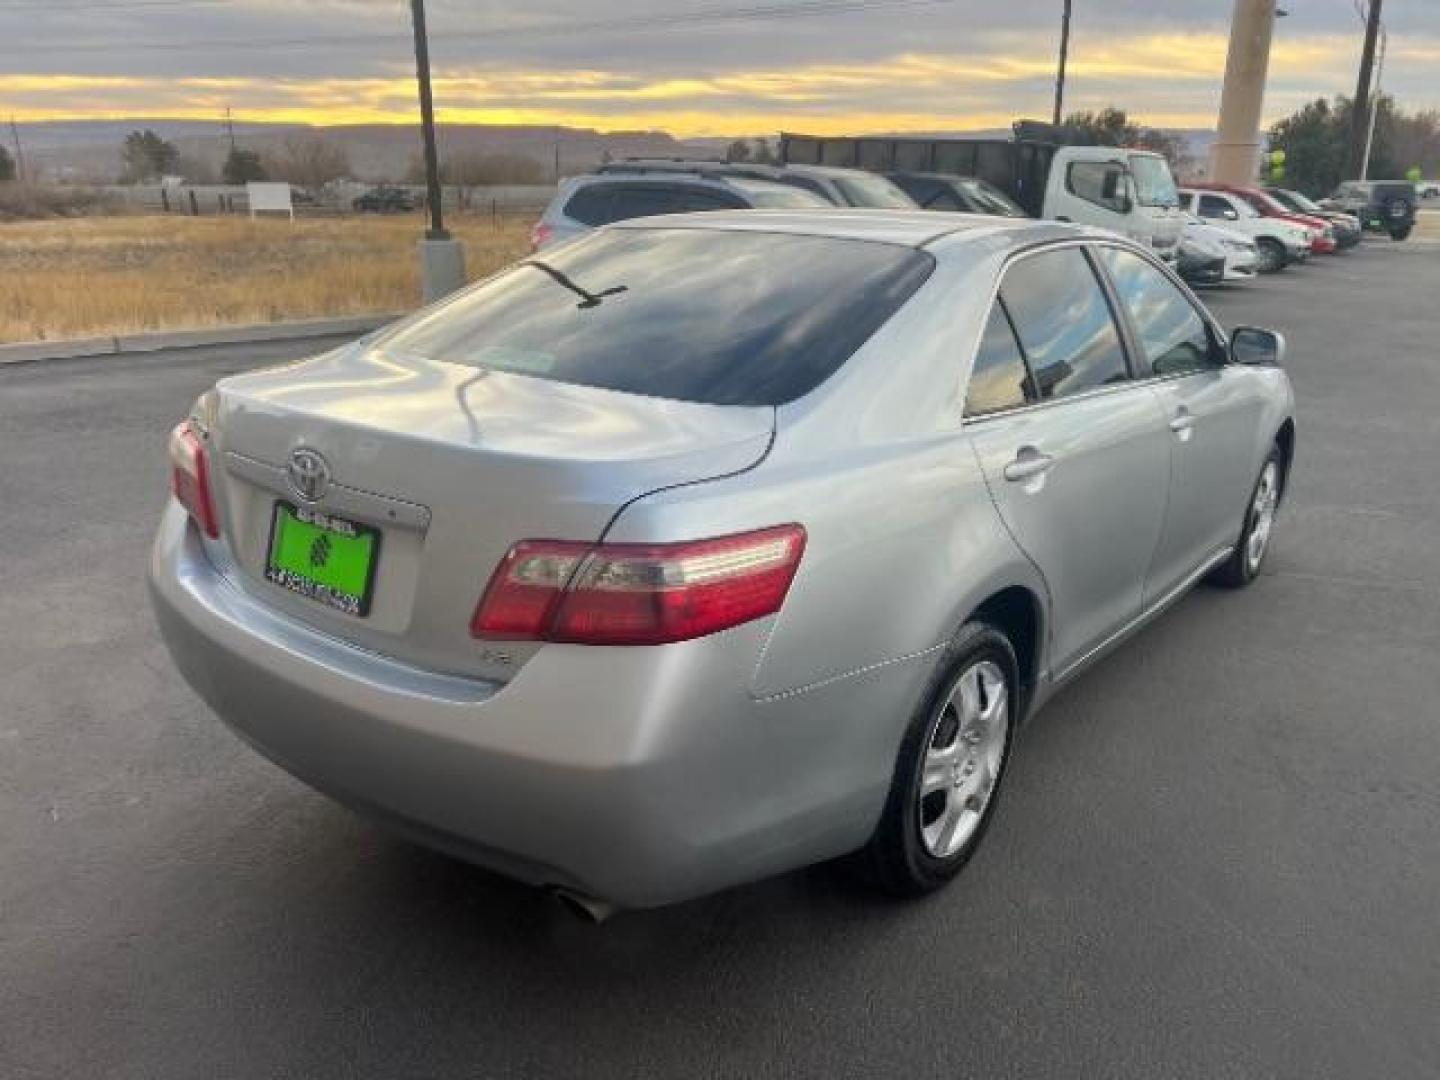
[1128,154,1180,208]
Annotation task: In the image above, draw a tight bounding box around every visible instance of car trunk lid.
[206,343,774,682]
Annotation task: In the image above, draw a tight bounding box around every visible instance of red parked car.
[1191,182,1337,254]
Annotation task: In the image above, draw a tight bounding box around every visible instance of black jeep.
[1323,181,1417,240]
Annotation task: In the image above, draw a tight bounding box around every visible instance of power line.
[11,0,956,54]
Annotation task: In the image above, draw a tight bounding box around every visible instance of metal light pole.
[1359,23,1387,181]
[1052,0,1072,127]
[409,0,466,300]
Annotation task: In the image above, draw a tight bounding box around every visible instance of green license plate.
[264,502,380,616]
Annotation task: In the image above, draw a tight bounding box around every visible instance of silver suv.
[531,171,830,250]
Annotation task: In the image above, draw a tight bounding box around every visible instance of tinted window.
[1000,248,1129,399]
[1098,247,1218,377]
[1197,194,1234,219]
[890,176,948,209]
[376,229,934,408]
[965,303,1032,417]
[929,189,965,211]
[607,185,738,221]
[832,172,916,208]
[777,174,834,202]
[563,185,614,226]
[727,180,829,209]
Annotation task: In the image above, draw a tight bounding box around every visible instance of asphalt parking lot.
[3,234,1439,1079]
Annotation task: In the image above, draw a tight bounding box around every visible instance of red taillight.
[529,221,554,252]
[471,525,806,645]
[168,420,219,539]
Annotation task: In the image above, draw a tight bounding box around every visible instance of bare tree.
[265,133,351,189]
[444,152,544,185]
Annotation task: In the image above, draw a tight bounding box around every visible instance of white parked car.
[1178,188,1310,273]
[1183,213,1259,282]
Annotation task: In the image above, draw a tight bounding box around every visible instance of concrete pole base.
[418,237,467,303]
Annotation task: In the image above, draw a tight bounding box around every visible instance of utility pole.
[1209,0,1279,183]
[1052,0,1073,127]
[9,116,25,183]
[1349,0,1384,180]
[1359,23,1387,182]
[408,0,466,301]
[224,105,237,154]
[409,0,446,240]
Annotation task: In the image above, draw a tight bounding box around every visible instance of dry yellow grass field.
[0,213,533,343]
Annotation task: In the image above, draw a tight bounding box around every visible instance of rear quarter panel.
[604,239,1048,701]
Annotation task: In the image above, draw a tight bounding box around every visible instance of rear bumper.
[149,506,916,907]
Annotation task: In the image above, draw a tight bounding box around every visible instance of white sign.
[247,182,294,220]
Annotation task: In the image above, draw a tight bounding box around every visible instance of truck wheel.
[1256,237,1286,273]
[1390,225,1413,241]
[859,622,1018,897]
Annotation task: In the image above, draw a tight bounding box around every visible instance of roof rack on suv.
[595,159,787,181]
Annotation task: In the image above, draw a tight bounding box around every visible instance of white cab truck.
[781,125,1185,261]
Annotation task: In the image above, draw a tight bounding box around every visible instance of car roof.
[609,208,1080,248]
[574,171,731,186]
[888,171,979,182]
[782,164,870,179]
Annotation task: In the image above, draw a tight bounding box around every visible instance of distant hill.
[13,119,707,183]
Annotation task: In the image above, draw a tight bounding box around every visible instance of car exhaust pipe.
[548,886,618,924]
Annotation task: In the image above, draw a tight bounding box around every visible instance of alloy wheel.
[918,660,1010,859]
[1246,461,1280,573]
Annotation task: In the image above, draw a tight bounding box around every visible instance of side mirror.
[1230,326,1286,366]
[1222,208,1239,221]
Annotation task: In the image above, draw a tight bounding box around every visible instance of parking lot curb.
[0,313,403,366]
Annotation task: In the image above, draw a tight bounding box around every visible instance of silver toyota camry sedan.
[150,210,1295,916]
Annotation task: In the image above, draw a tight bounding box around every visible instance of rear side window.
[608,185,738,221]
[377,229,935,407]
[965,303,1032,417]
[564,183,740,226]
[1097,247,1219,377]
[1000,248,1130,400]
[563,185,614,226]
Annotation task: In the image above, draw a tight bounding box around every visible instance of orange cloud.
[2,31,1429,136]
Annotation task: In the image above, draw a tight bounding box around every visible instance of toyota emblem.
[286,447,331,503]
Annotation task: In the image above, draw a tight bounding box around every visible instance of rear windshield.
[832,172,917,209]
[376,228,934,407]
[958,179,1026,217]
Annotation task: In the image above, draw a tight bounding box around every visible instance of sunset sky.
[4,0,1439,135]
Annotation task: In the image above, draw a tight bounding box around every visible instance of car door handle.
[1003,448,1055,482]
[1169,410,1196,434]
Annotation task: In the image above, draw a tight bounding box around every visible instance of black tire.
[1209,445,1285,589]
[859,622,1019,897]
[1256,237,1286,273]
[1390,225,1413,241]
